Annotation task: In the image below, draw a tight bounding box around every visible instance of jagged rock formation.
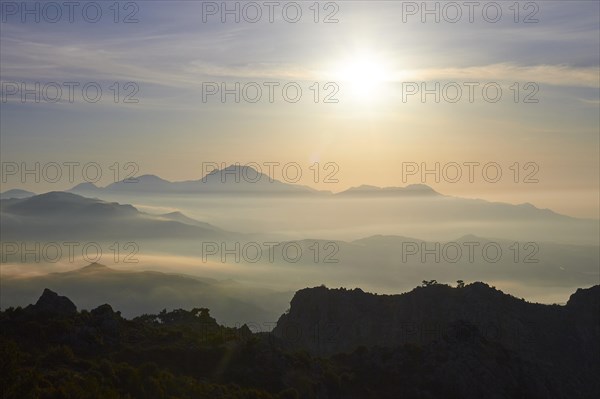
[273,283,600,397]
[28,288,77,315]
[274,283,599,355]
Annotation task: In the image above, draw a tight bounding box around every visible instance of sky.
[1,0,599,218]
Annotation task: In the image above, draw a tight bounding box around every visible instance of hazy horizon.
[2,1,599,219]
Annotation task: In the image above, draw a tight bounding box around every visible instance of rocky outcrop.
[272,283,600,397]
[30,288,77,315]
[567,285,600,310]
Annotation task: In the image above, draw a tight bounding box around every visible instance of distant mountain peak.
[80,263,111,272]
[102,174,170,189]
[353,184,379,190]
[70,182,98,191]
[164,211,185,217]
[455,234,486,241]
[223,164,261,173]
[135,174,168,182]
[0,188,36,199]
[338,183,439,196]
[18,191,88,205]
[404,183,438,192]
[38,190,84,199]
[159,210,217,228]
[205,164,266,180]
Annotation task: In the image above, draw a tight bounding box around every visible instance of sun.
[334,52,391,101]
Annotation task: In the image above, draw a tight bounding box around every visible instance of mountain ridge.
[0,189,36,199]
[274,282,600,355]
[0,191,231,241]
[2,283,598,398]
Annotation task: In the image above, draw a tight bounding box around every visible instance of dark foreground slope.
[274,283,600,398]
[1,284,598,399]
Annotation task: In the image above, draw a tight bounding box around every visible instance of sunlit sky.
[1,1,599,218]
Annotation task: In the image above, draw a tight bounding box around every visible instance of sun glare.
[335,52,391,101]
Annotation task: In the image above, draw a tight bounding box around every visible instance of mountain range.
[70,165,326,195]
[3,165,598,246]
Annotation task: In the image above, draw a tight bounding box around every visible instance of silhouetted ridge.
[70,182,98,191]
[31,288,77,315]
[567,285,600,309]
[2,285,598,398]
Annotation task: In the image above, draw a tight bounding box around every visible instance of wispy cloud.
[400,64,600,89]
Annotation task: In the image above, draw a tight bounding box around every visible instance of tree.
[456,280,465,288]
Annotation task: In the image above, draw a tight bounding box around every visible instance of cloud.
[396,64,600,89]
